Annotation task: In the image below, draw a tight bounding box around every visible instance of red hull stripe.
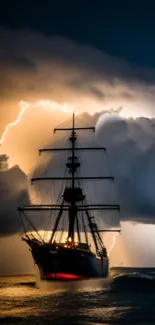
[45,273,87,279]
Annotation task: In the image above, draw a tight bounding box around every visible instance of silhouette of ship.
[18,113,120,280]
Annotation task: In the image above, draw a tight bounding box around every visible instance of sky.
[1,1,155,273]
[1,1,155,67]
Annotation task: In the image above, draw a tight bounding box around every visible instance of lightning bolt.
[0,100,74,146]
[0,102,27,145]
[108,233,119,257]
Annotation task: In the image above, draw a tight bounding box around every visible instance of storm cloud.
[95,114,155,224]
[33,113,155,227]
[1,27,155,127]
[0,165,29,235]
[1,110,155,237]
[1,28,155,236]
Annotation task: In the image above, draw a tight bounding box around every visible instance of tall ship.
[18,113,120,280]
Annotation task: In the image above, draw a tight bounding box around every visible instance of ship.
[18,113,120,280]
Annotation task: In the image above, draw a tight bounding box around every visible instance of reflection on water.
[0,272,155,324]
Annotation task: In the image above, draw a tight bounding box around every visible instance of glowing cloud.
[96,112,123,135]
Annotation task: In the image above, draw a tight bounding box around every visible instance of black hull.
[26,240,109,280]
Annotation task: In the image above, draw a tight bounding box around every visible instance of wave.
[111,272,155,292]
[0,282,36,289]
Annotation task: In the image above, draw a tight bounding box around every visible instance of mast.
[72,111,75,189]
[68,111,76,240]
[18,112,120,254]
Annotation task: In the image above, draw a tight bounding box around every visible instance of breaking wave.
[111,272,155,292]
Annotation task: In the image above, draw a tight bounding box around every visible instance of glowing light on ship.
[45,273,87,280]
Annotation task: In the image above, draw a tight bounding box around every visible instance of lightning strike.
[0,104,27,145]
[108,233,119,257]
[0,100,74,146]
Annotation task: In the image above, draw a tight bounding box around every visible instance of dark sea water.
[1,267,155,325]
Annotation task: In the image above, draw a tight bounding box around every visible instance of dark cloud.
[69,79,105,100]
[95,114,155,225]
[0,165,29,235]
[1,27,155,113]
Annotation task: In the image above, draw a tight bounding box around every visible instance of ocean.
[0,267,155,325]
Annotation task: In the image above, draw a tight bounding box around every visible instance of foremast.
[18,113,120,257]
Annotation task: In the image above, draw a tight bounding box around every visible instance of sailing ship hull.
[26,240,109,280]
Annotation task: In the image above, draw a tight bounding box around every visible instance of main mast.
[68,111,76,240]
[72,111,75,190]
